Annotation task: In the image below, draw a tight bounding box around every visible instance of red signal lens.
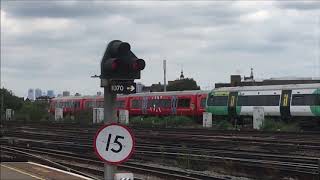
[132,62,139,71]
[132,59,145,71]
[111,59,119,70]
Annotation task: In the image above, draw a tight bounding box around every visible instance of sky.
[1,1,320,97]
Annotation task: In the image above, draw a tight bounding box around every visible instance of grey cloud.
[277,1,320,10]
[2,1,114,18]
[1,1,319,97]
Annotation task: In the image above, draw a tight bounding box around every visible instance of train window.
[265,95,280,106]
[160,99,171,108]
[177,98,190,108]
[116,100,125,108]
[146,99,170,108]
[74,102,80,108]
[237,95,280,106]
[132,100,142,108]
[207,96,228,106]
[292,94,319,106]
[200,98,206,108]
[147,99,157,108]
[98,101,104,108]
[85,101,95,108]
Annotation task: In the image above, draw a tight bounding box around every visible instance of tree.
[167,78,200,91]
[0,88,49,122]
[0,88,24,119]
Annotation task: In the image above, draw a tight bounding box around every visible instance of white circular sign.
[94,123,135,165]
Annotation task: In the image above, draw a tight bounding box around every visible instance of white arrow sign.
[126,85,135,92]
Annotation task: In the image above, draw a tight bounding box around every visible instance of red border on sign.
[93,123,135,165]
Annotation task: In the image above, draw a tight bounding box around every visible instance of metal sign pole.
[103,79,117,180]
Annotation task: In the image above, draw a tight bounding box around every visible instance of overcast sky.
[1,1,320,97]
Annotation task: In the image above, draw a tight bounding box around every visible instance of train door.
[228,92,238,118]
[171,96,177,115]
[280,90,292,120]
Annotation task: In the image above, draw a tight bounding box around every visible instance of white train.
[206,83,320,121]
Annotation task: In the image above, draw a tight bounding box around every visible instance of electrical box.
[114,173,134,180]
[203,112,212,128]
[6,109,14,121]
[119,110,129,124]
[253,107,264,130]
[93,108,104,124]
[55,108,63,121]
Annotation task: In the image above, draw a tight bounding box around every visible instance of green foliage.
[15,101,49,122]
[130,116,195,127]
[0,88,24,119]
[214,119,234,130]
[261,119,300,132]
[73,109,93,125]
[167,78,200,91]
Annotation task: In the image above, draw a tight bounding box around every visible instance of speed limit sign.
[94,123,135,165]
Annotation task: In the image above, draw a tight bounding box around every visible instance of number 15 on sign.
[94,123,135,165]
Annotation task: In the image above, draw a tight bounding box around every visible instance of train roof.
[120,90,210,97]
[51,90,209,101]
[51,95,98,100]
[213,83,320,92]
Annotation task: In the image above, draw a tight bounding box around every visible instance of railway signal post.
[98,40,145,180]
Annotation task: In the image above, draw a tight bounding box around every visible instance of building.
[215,71,320,88]
[180,69,185,79]
[62,91,70,96]
[35,96,52,103]
[27,89,35,101]
[47,90,55,98]
[35,88,42,99]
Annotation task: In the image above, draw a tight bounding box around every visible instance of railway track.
[1,136,318,177]
[2,125,320,179]
[5,127,320,154]
[1,145,230,180]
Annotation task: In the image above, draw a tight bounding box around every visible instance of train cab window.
[200,98,206,108]
[116,100,125,108]
[132,100,142,108]
[207,96,228,106]
[177,98,190,108]
[292,94,319,106]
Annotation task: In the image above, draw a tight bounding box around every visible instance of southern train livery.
[206,83,320,120]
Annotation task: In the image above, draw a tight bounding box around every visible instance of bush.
[214,119,234,130]
[130,116,195,128]
[261,119,300,132]
[72,110,93,125]
[15,101,49,123]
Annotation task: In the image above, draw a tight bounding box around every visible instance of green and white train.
[206,83,320,121]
